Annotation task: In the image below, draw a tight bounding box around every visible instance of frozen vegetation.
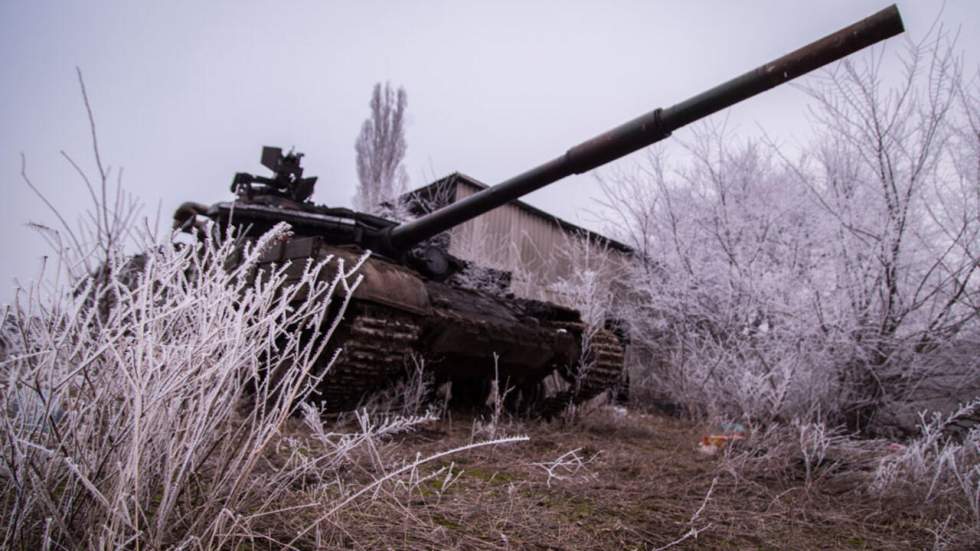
[2,32,979,550]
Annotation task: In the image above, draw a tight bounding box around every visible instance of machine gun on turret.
[231,146,318,203]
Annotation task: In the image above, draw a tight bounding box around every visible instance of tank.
[173,6,904,414]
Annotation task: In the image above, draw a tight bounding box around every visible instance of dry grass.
[262,407,976,550]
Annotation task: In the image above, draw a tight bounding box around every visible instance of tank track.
[535,325,627,417]
[313,305,625,416]
[314,302,421,411]
[576,329,628,400]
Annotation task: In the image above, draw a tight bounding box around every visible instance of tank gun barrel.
[386,4,904,252]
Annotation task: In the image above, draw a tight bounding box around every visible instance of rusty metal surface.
[661,5,903,129]
[330,247,432,317]
[426,281,580,377]
[256,238,431,314]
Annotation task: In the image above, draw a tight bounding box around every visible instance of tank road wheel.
[313,302,422,412]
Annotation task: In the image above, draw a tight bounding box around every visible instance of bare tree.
[354,82,409,216]
[791,33,979,432]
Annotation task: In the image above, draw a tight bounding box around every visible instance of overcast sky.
[2,1,978,302]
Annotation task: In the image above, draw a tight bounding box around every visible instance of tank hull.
[253,235,625,412]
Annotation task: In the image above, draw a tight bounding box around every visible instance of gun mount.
[231,147,319,202]
[177,6,905,414]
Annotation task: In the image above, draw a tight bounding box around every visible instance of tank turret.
[177,6,905,413]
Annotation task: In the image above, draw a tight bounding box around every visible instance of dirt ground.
[270,409,965,550]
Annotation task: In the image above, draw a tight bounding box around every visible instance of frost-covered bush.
[872,400,980,525]
[721,408,980,538]
[601,33,979,431]
[0,221,366,549]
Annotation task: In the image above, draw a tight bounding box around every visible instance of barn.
[399,173,633,308]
